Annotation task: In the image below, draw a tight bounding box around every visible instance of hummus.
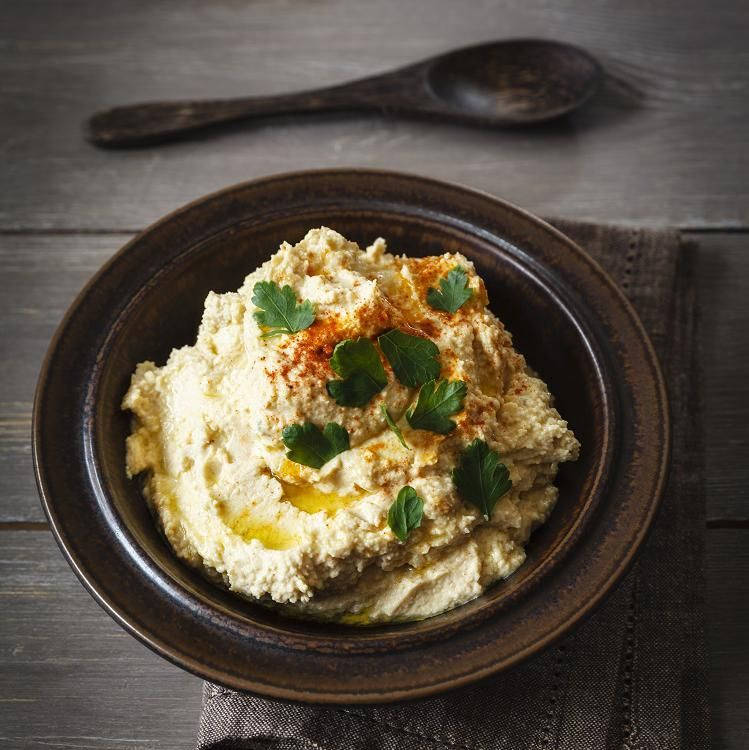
[123,227,579,623]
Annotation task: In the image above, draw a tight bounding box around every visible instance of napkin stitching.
[336,706,481,750]
[605,572,640,749]
[621,231,642,293]
[621,576,638,750]
[532,642,570,749]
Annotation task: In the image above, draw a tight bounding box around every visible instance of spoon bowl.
[426,40,601,123]
[88,39,602,147]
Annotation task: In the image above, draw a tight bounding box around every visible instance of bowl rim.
[33,168,670,702]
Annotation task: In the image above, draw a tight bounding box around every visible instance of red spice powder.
[267,256,471,387]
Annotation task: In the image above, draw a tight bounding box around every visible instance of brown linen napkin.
[196,221,711,750]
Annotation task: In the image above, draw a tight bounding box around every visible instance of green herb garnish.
[381,404,409,449]
[387,486,424,542]
[377,329,440,388]
[281,421,350,469]
[426,266,473,314]
[326,338,387,407]
[452,439,512,519]
[252,280,315,338]
[406,379,467,434]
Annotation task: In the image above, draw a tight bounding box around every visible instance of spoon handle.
[86,72,419,148]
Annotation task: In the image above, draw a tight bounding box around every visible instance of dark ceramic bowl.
[34,170,668,703]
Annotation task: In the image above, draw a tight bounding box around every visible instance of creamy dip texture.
[122,227,579,623]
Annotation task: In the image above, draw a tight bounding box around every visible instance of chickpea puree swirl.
[122,227,579,623]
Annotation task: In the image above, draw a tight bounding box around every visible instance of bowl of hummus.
[122,225,580,625]
[34,170,668,702]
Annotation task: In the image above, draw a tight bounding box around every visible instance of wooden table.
[1,1,747,747]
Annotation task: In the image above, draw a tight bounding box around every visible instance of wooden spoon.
[87,39,602,148]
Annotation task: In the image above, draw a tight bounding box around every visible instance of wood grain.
[1,0,748,230]
[0,530,202,749]
[0,234,131,522]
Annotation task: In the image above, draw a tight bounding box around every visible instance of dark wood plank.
[0,530,202,749]
[0,527,744,748]
[706,528,749,750]
[693,233,749,521]
[0,234,131,522]
[1,0,748,230]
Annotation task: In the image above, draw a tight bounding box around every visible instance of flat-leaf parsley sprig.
[452,439,512,519]
[387,486,424,542]
[426,266,473,314]
[406,379,467,434]
[281,421,350,470]
[326,338,388,407]
[252,280,315,338]
[377,329,440,388]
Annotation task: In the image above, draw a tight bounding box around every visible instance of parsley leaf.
[326,338,387,407]
[381,404,410,449]
[387,486,424,541]
[281,421,350,469]
[452,439,512,519]
[377,329,440,388]
[427,266,473,313]
[406,379,467,434]
[252,280,315,338]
